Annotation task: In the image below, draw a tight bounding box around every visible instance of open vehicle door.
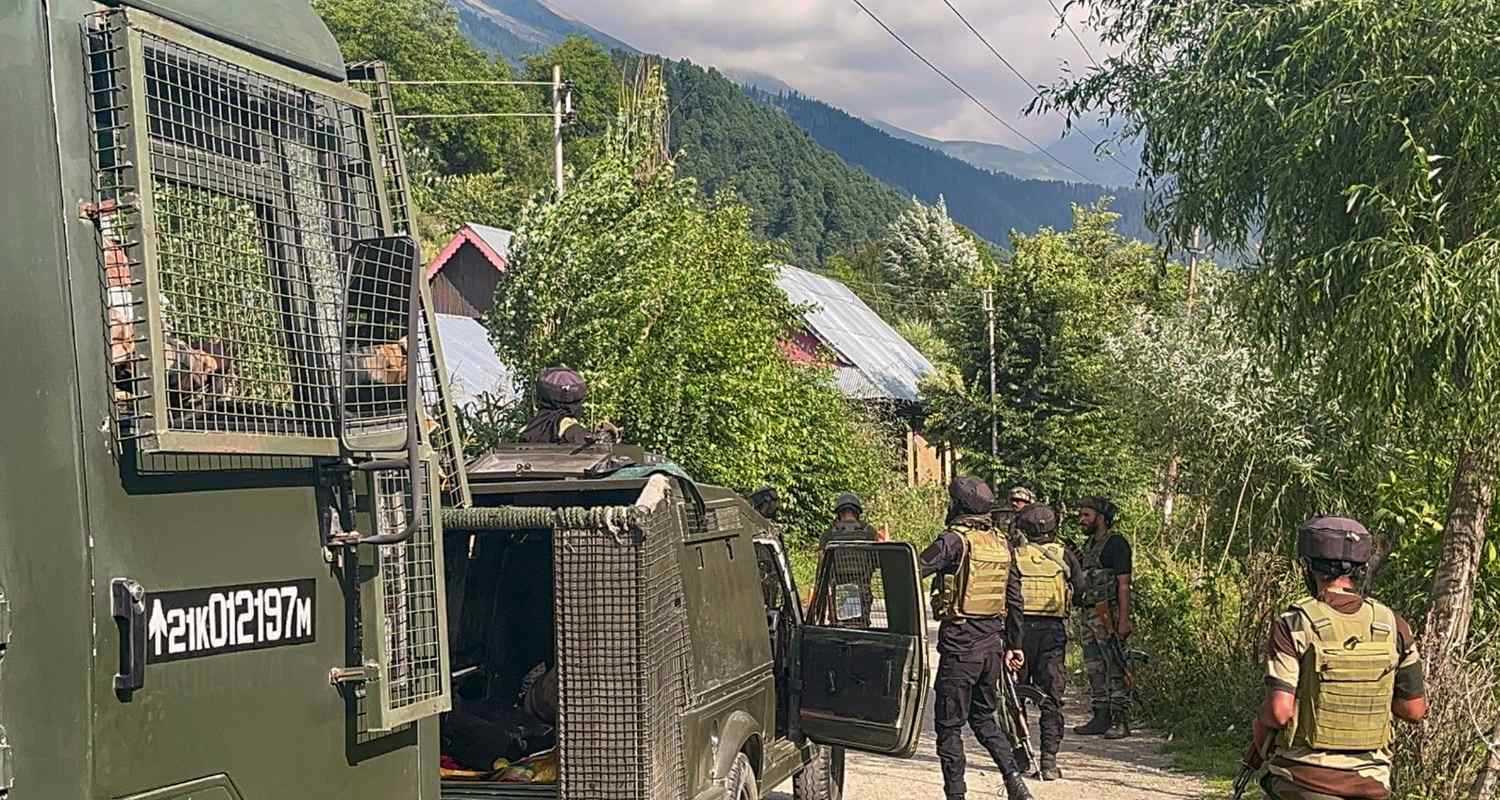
[798,542,929,756]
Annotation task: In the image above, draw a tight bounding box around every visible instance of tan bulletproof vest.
[932,524,1012,621]
[1280,596,1400,753]
[1018,541,1070,617]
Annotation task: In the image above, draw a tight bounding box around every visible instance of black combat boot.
[1039,754,1062,781]
[1003,773,1034,800]
[1073,707,1110,736]
[1103,710,1131,740]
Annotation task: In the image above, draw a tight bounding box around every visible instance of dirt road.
[774,622,1211,799]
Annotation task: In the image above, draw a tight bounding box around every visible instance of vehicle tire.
[793,745,845,800]
[726,752,759,800]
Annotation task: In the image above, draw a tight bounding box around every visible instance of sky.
[542,0,1118,151]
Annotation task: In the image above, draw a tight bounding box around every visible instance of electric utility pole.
[984,286,997,463]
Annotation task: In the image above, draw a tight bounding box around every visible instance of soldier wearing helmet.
[1073,495,1135,739]
[748,485,781,523]
[520,367,617,445]
[1014,504,1083,781]
[996,485,1037,546]
[920,476,1033,800]
[818,492,881,628]
[1243,516,1427,799]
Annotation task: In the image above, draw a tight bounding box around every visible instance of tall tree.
[880,196,982,305]
[1037,0,1500,663]
[487,63,889,541]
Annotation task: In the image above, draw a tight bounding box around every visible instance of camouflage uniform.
[1261,588,1424,799]
[1076,526,1132,734]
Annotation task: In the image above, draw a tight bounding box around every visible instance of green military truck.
[2,1,930,798]
[436,446,930,800]
[5,1,470,797]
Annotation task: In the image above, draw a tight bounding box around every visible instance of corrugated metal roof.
[467,223,514,260]
[434,314,515,409]
[775,266,934,402]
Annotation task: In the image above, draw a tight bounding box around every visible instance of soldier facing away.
[919,477,1033,800]
[520,367,618,445]
[1242,516,1427,799]
[1073,495,1135,739]
[1014,504,1084,781]
[820,493,881,628]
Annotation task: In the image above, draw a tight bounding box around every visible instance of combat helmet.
[949,476,995,516]
[536,366,587,406]
[1296,516,1373,565]
[1078,495,1118,528]
[833,492,863,515]
[1015,504,1058,539]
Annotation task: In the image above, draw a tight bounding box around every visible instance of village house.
[426,225,951,485]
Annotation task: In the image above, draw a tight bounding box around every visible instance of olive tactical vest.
[1279,597,1400,753]
[1078,531,1114,607]
[931,523,1012,621]
[1018,541,1070,617]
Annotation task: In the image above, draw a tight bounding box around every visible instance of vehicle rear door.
[797,542,928,757]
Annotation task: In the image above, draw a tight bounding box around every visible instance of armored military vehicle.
[437,445,932,799]
[3,2,469,797]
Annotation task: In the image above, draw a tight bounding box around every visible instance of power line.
[1042,0,1103,70]
[938,0,1135,180]
[846,0,1096,183]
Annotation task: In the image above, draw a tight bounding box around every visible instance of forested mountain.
[664,62,908,265]
[869,120,1073,183]
[753,89,1151,243]
[451,0,634,65]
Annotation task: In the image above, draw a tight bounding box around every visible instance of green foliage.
[313,0,532,176]
[1038,0,1500,436]
[880,196,982,308]
[153,182,293,406]
[922,203,1174,501]
[487,70,892,542]
[662,61,908,266]
[754,87,1153,245]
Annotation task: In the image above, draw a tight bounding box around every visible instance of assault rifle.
[1000,666,1044,776]
[1093,601,1136,689]
[1232,733,1274,799]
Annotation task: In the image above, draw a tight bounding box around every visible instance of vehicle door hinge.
[329,663,379,686]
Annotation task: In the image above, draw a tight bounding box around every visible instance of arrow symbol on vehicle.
[148,599,168,655]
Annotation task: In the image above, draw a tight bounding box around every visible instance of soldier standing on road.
[1241,516,1427,799]
[920,477,1034,800]
[1014,504,1083,781]
[1073,496,1135,740]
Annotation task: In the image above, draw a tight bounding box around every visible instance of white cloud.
[543,0,1113,149]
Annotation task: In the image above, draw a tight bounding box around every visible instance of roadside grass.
[1160,729,1243,799]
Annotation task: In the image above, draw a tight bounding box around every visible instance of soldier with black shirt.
[920,477,1033,800]
[1014,504,1084,780]
[1073,496,1135,739]
[520,367,618,445]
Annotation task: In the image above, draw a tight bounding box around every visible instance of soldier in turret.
[920,477,1033,800]
[520,367,617,445]
[1242,516,1427,799]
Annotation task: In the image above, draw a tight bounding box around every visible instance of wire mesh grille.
[352,61,471,506]
[554,500,689,800]
[372,460,447,716]
[342,236,414,445]
[84,10,401,454]
[815,547,889,630]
